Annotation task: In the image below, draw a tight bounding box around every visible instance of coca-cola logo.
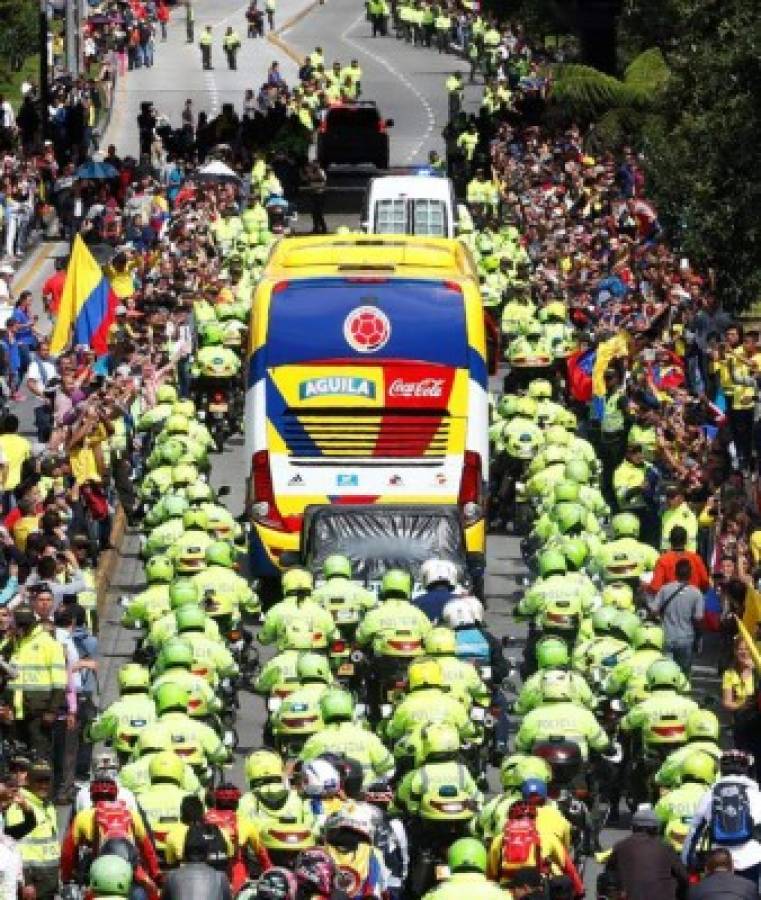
[388,377,446,398]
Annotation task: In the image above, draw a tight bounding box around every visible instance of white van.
[362,173,467,238]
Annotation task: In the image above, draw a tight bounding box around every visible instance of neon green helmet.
[158,638,194,671]
[591,606,618,635]
[611,512,640,539]
[89,855,133,897]
[602,581,634,610]
[527,379,552,400]
[681,751,717,785]
[564,459,591,484]
[156,384,178,404]
[282,568,313,597]
[538,549,567,578]
[173,399,196,417]
[561,537,588,571]
[554,503,585,535]
[320,688,354,723]
[186,482,214,505]
[421,722,460,761]
[498,395,521,419]
[155,683,190,715]
[171,464,197,487]
[542,444,567,467]
[145,555,174,584]
[515,396,537,419]
[183,508,209,531]
[380,569,412,600]
[206,540,236,568]
[448,838,487,874]
[175,605,206,634]
[536,636,570,669]
[686,710,719,742]
[118,663,150,694]
[245,749,284,785]
[633,623,664,650]
[323,554,352,580]
[500,754,552,791]
[554,481,580,504]
[297,653,332,684]
[202,322,225,345]
[424,627,457,656]
[611,610,641,644]
[149,750,185,785]
[164,414,190,435]
[646,658,684,691]
[160,439,184,466]
[169,579,200,610]
[163,495,189,520]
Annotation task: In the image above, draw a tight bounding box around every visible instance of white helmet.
[442,595,484,627]
[300,759,341,798]
[420,559,458,590]
[94,751,119,777]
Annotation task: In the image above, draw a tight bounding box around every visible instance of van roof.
[265,235,476,278]
[367,174,453,201]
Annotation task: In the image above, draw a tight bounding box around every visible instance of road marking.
[13,243,53,295]
[204,71,220,114]
[339,12,436,163]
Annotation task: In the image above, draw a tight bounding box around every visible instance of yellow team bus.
[245,235,490,592]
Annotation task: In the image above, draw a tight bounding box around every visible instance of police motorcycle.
[190,320,243,452]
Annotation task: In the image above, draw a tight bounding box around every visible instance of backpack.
[710,781,753,846]
[499,803,544,885]
[94,801,135,850]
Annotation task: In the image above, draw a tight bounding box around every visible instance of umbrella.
[75,160,119,180]
[197,160,241,183]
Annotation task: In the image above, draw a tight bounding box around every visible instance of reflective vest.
[8,790,59,870]
[600,390,625,434]
[8,625,67,717]
[199,31,213,46]
[628,424,657,461]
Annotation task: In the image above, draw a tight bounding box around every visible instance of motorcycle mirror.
[217,485,231,497]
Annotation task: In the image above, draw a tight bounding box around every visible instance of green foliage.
[549,48,668,137]
[0,0,37,81]
[641,0,761,309]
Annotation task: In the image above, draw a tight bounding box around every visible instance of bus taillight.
[251,450,286,531]
[458,450,484,525]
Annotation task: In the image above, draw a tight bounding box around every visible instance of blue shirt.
[412,586,457,623]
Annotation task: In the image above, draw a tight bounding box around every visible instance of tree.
[642,0,761,309]
[0,0,37,80]
[549,48,669,147]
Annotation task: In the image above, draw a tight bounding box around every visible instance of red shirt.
[42,269,66,316]
[646,549,710,595]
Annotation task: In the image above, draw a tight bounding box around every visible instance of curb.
[95,504,126,616]
[267,0,324,63]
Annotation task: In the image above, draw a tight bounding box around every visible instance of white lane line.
[339,12,435,164]
[205,72,220,114]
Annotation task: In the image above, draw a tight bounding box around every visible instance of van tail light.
[251,450,301,532]
[377,120,386,133]
[459,450,484,525]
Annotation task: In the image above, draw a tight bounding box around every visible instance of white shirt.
[26,357,57,389]
[683,775,761,870]
[0,840,23,900]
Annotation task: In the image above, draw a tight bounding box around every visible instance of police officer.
[6,763,59,898]
[87,663,157,764]
[223,26,241,69]
[199,25,213,69]
[422,838,506,900]
[7,605,67,760]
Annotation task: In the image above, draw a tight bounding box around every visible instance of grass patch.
[0,55,40,109]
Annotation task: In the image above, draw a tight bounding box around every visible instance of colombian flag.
[50,236,119,356]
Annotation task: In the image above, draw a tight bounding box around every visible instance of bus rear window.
[374,199,406,234]
[412,199,447,236]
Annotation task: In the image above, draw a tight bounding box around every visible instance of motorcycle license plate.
[435,865,450,881]
[338,662,355,676]
[335,609,358,623]
[209,402,228,412]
